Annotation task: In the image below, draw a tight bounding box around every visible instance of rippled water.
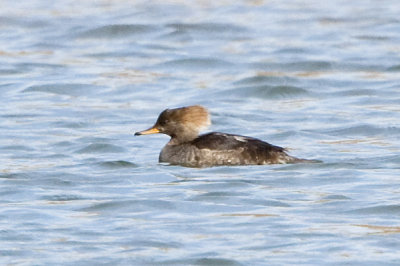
[1,0,400,265]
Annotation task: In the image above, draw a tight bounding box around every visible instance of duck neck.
[165,123,200,145]
[168,132,198,145]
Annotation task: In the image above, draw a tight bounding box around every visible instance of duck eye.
[159,119,168,126]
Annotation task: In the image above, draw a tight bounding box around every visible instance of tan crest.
[177,105,211,131]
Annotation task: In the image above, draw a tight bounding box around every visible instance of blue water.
[1,0,400,265]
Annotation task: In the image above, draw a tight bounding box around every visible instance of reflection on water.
[1,0,400,265]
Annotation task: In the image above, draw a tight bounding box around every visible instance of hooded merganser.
[135,105,319,167]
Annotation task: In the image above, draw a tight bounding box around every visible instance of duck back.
[159,132,303,167]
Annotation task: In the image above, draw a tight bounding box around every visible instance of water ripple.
[76,143,126,154]
[157,58,234,70]
[227,84,308,99]
[78,24,159,39]
[22,84,105,97]
[97,160,138,169]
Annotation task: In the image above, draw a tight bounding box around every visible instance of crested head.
[135,105,211,144]
[163,105,211,131]
[156,105,210,143]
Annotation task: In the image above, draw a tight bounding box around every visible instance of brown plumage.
[135,105,320,167]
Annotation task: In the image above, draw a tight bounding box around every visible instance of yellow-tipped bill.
[135,127,160,136]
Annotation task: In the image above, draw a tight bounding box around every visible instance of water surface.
[1,0,400,265]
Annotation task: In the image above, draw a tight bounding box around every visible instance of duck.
[135,105,319,167]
